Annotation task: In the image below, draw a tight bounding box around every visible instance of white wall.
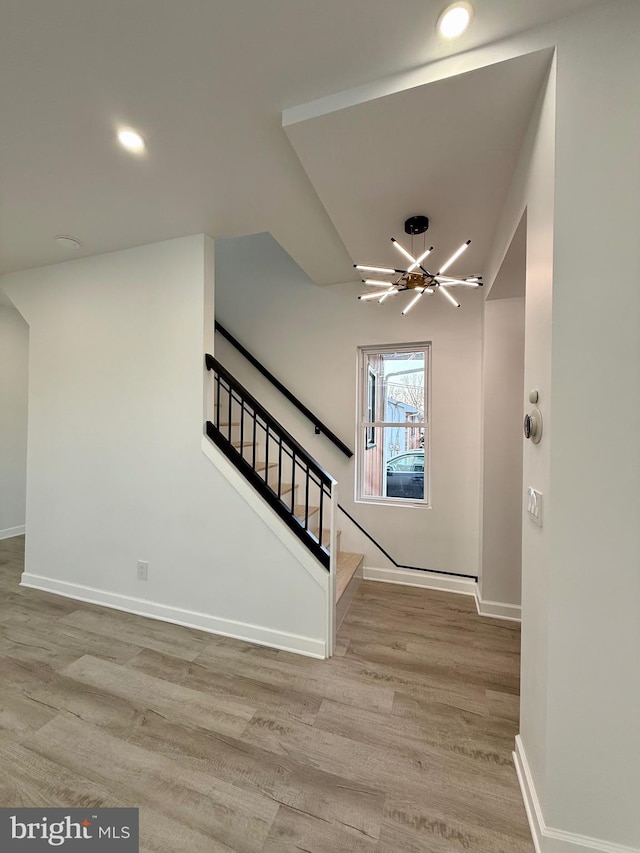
[215,231,483,579]
[0,236,328,656]
[480,295,525,610]
[481,1,640,847]
[543,1,640,844]
[483,55,556,842]
[0,304,29,538]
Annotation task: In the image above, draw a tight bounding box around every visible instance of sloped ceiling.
[284,50,552,285]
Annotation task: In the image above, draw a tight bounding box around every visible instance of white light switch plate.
[527,487,543,526]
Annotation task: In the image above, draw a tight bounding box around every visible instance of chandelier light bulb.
[407,247,434,273]
[402,290,425,315]
[438,240,471,274]
[438,277,480,286]
[438,285,461,308]
[355,265,396,275]
[391,238,419,266]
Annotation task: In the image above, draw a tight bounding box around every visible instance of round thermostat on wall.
[524,407,543,444]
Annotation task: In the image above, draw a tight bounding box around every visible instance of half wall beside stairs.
[205,354,363,654]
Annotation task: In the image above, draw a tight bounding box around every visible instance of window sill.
[355,497,431,510]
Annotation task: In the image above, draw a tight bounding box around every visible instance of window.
[356,343,430,506]
[366,365,376,448]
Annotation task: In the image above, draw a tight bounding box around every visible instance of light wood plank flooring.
[0,536,533,852]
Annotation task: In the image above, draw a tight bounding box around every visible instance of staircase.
[205,356,362,647]
[238,427,363,626]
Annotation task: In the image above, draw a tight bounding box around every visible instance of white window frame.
[355,342,431,508]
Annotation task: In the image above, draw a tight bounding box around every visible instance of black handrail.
[215,321,353,459]
[337,503,479,582]
[206,355,335,485]
[205,354,334,570]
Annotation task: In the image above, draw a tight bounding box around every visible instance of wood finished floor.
[0,536,533,852]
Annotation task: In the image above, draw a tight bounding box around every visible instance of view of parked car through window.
[386,450,425,499]
[357,344,430,505]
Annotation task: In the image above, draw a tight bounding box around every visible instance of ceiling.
[284,50,551,284]
[0,0,599,284]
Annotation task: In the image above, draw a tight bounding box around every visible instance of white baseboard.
[20,573,326,659]
[514,735,639,853]
[363,565,476,597]
[513,735,544,853]
[474,586,521,622]
[0,525,25,540]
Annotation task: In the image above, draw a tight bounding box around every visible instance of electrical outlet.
[137,560,148,581]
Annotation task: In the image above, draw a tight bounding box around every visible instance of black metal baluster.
[304,467,310,533]
[291,452,296,513]
[252,411,257,472]
[240,400,245,458]
[277,439,283,500]
[264,425,270,485]
[215,374,221,429]
[317,486,324,551]
[227,382,232,442]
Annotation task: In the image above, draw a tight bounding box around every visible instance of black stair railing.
[205,354,335,570]
[215,321,353,459]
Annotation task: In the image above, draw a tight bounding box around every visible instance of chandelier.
[355,216,483,314]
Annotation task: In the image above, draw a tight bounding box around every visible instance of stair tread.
[270,482,295,497]
[319,527,343,545]
[310,527,340,548]
[336,552,363,601]
[293,504,320,520]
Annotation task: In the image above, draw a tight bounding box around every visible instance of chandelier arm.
[391,237,419,267]
[436,239,471,275]
[354,263,394,272]
[437,274,483,284]
[437,285,461,308]
[355,264,412,276]
[434,278,481,287]
[378,287,400,303]
[402,289,425,315]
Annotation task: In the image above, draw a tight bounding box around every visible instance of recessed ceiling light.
[55,235,81,249]
[117,128,146,154]
[437,2,474,39]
